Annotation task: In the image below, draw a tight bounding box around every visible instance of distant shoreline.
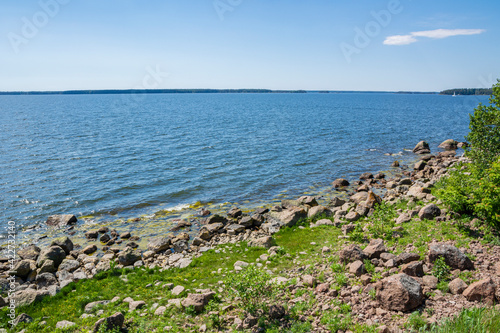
[0,89,440,95]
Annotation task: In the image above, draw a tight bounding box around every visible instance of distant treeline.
[0,89,307,95]
[440,88,493,96]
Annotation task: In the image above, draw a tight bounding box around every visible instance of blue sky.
[0,0,498,91]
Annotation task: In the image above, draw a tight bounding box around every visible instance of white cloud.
[383,35,418,45]
[384,28,485,46]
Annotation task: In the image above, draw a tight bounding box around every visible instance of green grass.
[0,199,493,332]
[429,307,500,333]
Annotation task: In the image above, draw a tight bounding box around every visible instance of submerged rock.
[46,214,77,227]
[412,141,430,154]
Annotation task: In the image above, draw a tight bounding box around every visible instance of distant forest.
[0,89,307,95]
[440,88,493,95]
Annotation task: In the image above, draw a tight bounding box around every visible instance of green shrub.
[432,257,450,281]
[465,80,500,169]
[225,265,275,315]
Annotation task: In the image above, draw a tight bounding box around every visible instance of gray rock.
[85,230,98,240]
[82,244,97,255]
[422,275,438,289]
[332,178,349,188]
[129,300,146,310]
[438,139,458,150]
[181,291,215,312]
[37,246,66,268]
[247,236,276,249]
[46,214,77,227]
[463,278,496,304]
[85,300,110,313]
[227,207,242,218]
[266,206,307,227]
[401,261,424,277]
[147,237,171,253]
[428,243,474,270]
[449,278,468,295]
[11,289,46,307]
[100,234,111,243]
[413,141,430,154]
[93,312,124,333]
[18,245,41,261]
[376,273,424,311]
[13,259,36,278]
[339,244,367,263]
[363,239,386,259]
[13,313,33,326]
[58,259,80,272]
[345,211,360,222]
[50,236,74,254]
[307,205,332,219]
[117,247,141,266]
[418,204,441,220]
[35,272,58,288]
[330,197,346,207]
[226,224,245,233]
[350,192,369,204]
[395,253,421,266]
[349,260,366,276]
[269,304,286,319]
[56,320,75,329]
[38,259,57,274]
[171,285,185,296]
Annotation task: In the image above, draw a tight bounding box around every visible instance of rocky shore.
[3,139,500,332]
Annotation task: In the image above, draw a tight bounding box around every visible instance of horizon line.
[0,88,442,95]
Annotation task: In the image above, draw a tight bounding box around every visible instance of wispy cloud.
[383,28,485,46]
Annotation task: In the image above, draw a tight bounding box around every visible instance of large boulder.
[147,237,171,253]
[332,178,350,188]
[428,243,474,270]
[50,237,74,254]
[46,214,77,227]
[93,312,125,333]
[58,259,80,272]
[13,259,36,278]
[297,196,318,207]
[37,246,66,268]
[339,245,367,263]
[462,278,496,304]
[376,274,424,311]
[247,236,275,249]
[363,239,386,259]
[18,245,41,261]
[307,205,332,219]
[418,204,441,220]
[412,141,430,154]
[181,291,216,312]
[363,191,382,209]
[35,272,58,288]
[438,139,458,150]
[267,206,306,227]
[350,192,369,204]
[11,289,48,307]
[117,247,142,266]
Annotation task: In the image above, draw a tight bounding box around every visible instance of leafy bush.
[225,265,275,314]
[432,257,450,281]
[435,81,500,230]
[465,80,500,169]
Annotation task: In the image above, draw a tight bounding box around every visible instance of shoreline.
[1,147,422,254]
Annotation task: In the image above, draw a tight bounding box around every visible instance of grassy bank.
[2,197,499,332]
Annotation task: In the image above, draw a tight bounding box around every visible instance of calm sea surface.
[0,93,488,245]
